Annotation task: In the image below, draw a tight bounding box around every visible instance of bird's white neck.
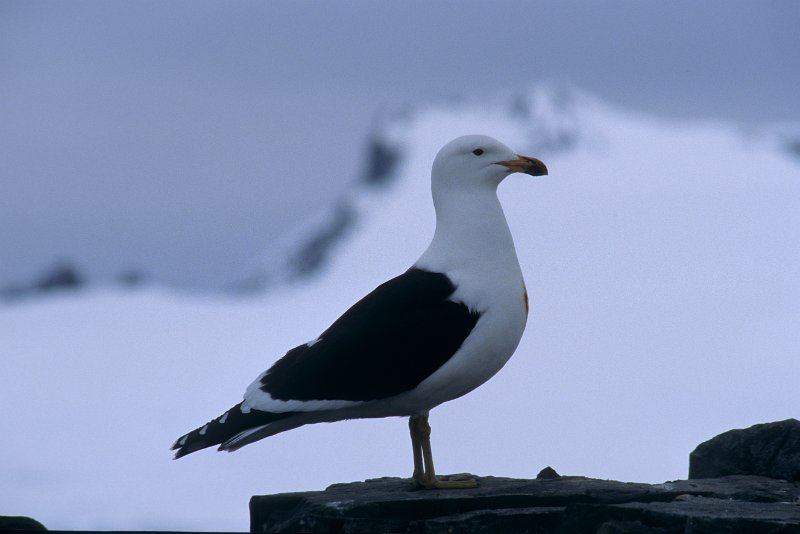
[415,184,522,281]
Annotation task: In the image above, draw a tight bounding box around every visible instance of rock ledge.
[250,474,800,533]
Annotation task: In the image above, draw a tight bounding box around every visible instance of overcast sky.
[2,1,798,290]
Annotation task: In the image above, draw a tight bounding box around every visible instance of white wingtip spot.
[199,424,209,436]
[178,435,188,447]
[219,411,229,424]
[306,337,322,348]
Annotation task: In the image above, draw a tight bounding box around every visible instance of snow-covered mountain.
[235,85,591,291]
[2,84,799,531]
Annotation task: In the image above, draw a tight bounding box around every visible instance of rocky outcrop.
[250,473,800,533]
[0,515,47,530]
[690,419,800,481]
[1,262,84,301]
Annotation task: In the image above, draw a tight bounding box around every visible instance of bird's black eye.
[472,148,484,156]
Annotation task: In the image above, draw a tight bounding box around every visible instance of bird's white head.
[431,135,548,193]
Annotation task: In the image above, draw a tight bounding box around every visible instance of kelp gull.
[172,135,548,489]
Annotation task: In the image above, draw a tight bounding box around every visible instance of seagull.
[172,135,548,489]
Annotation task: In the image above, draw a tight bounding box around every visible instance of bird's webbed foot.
[408,415,479,490]
[415,473,479,489]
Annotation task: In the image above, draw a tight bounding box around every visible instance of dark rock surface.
[34,262,83,292]
[1,262,84,301]
[690,419,800,481]
[361,137,402,186]
[250,474,800,533]
[0,515,47,530]
[536,466,562,480]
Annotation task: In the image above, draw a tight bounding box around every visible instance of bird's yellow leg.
[413,415,478,489]
[408,416,425,485]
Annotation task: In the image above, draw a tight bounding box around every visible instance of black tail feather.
[171,402,292,459]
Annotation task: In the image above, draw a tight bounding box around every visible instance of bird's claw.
[413,474,479,489]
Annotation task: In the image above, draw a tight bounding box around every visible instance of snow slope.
[2,85,799,530]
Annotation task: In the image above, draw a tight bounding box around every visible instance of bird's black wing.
[259,267,481,402]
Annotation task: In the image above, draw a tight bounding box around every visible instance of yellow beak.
[495,155,548,176]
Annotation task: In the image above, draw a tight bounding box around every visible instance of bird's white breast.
[420,270,527,404]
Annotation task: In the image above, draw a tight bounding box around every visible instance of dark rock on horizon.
[690,419,800,481]
[34,262,83,292]
[536,466,561,480]
[116,269,147,287]
[1,261,85,302]
[250,474,800,533]
[0,515,47,530]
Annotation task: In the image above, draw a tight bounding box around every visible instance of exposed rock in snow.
[690,419,800,481]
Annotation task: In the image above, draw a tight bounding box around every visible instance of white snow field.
[2,86,799,530]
